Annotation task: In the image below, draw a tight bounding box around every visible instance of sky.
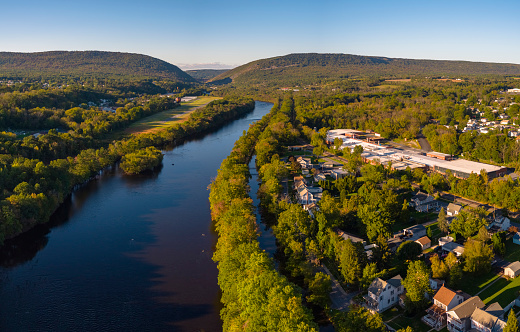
[2,0,520,69]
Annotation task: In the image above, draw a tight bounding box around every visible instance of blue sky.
[2,0,519,69]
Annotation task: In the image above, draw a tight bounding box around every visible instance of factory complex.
[327,129,508,179]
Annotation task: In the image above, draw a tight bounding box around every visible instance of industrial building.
[327,130,508,179]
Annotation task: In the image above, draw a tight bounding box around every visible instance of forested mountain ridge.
[186,69,230,82]
[210,53,520,86]
[0,51,195,81]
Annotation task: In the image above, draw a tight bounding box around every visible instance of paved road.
[320,264,359,311]
[416,136,432,152]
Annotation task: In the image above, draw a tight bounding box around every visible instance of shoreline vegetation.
[0,96,255,244]
[209,101,318,330]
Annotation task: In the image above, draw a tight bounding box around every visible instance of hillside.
[0,51,195,81]
[210,53,520,86]
[186,69,229,82]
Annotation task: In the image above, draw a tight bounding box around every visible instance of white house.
[365,275,404,313]
[446,296,485,332]
[423,285,466,330]
[504,261,520,279]
[447,203,463,216]
[488,215,510,232]
[443,242,465,257]
[297,156,313,169]
[470,303,505,332]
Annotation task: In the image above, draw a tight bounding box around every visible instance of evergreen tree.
[438,207,449,234]
[505,309,519,332]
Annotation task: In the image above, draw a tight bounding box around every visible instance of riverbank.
[0,97,255,243]
[126,96,221,134]
[0,101,272,332]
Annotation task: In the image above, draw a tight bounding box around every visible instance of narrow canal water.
[0,101,273,332]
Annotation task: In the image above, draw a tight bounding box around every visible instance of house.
[446,296,485,332]
[297,156,313,169]
[410,192,440,212]
[487,214,511,232]
[365,275,404,313]
[336,229,366,246]
[439,236,454,246]
[423,286,466,330]
[442,242,465,257]
[314,173,326,182]
[514,232,520,245]
[331,168,349,180]
[429,278,445,292]
[447,203,463,216]
[404,224,427,241]
[504,261,520,278]
[297,186,322,205]
[470,303,506,332]
[416,236,432,250]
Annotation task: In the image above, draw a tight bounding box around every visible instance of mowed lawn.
[126,96,220,134]
[479,276,520,307]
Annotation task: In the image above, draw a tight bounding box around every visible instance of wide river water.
[0,101,273,332]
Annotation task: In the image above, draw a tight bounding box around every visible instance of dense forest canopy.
[0,51,196,82]
[210,53,520,87]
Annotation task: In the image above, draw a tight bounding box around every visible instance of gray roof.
[471,308,499,330]
[387,275,402,289]
[485,302,504,318]
[447,203,463,213]
[368,275,402,296]
[449,296,485,320]
[505,261,520,273]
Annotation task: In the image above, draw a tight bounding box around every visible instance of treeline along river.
[0,101,273,331]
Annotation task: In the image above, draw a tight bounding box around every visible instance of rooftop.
[449,296,485,320]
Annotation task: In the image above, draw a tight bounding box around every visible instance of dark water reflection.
[0,101,273,332]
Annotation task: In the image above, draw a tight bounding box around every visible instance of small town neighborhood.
[282,128,520,332]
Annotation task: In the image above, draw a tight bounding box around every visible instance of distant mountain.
[186,69,230,82]
[0,51,195,81]
[210,53,520,86]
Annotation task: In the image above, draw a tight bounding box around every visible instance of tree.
[438,207,449,234]
[396,241,423,263]
[360,262,387,290]
[307,272,332,309]
[450,208,488,239]
[430,254,449,279]
[477,225,490,243]
[332,306,386,332]
[445,252,458,269]
[492,232,506,256]
[336,239,366,285]
[427,226,433,239]
[504,309,519,332]
[402,260,432,312]
[448,263,463,289]
[463,239,493,275]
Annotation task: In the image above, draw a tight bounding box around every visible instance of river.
[0,101,273,332]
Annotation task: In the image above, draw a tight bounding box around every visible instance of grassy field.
[504,238,520,262]
[480,276,520,307]
[459,270,501,295]
[126,96,220,134]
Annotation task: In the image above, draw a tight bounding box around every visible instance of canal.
[0,101,273,332]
